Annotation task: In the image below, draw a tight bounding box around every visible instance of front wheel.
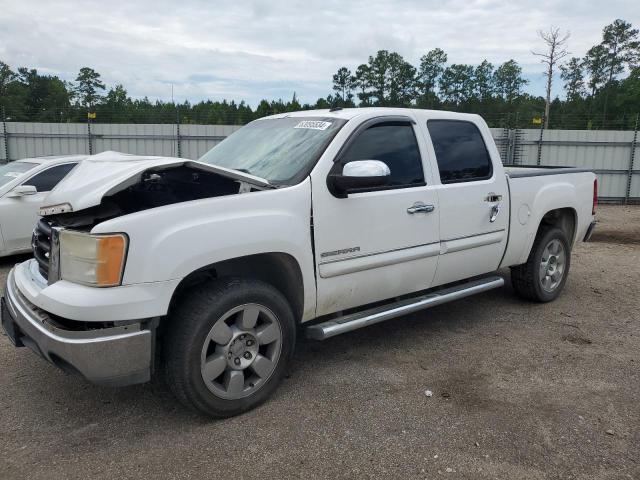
[163,278,296,417]
[510,227,571,303]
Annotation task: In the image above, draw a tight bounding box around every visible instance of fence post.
[625,113,639,205]
[87,114,93,155]
[536,118,545,165]
[1,107,9,164]
[176,111,182,158]
[512,113,521,166]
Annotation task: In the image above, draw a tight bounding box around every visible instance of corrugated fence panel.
[180,124,242,160]
[519,129,543,165]
[518,129,636,199]
[6,122,88,159]
[631,142,640,199]
[92,123,178,157]
[489,128,508,163]
[2,122,639,200]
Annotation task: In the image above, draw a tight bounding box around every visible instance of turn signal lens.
[60,231,128,287]
[96,235,127,286]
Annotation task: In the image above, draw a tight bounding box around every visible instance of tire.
[510,226,571,303]
[163,277,296,418]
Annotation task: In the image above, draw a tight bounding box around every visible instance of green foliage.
[560,57,585,101]
[0,62,16,98]
[583,45,609,95]
[74,67,105,109]
[353,64,372,106]
[439,64,475,105]
[601,19,639,82]
[474,60,495,102]
[493,60,528,104]
[416,48,447,107]
[332,67,355,103]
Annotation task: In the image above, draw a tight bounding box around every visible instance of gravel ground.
[0,205,638,479]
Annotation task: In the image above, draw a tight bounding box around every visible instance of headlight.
[59,230,128,287]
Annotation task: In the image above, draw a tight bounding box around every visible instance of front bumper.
[1,268,153,387]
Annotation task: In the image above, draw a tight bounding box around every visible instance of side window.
[427,120,492,184]
[340,122,425,187]
[23,163,77,192]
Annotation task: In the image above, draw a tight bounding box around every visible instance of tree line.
[330,19,639,129]
[0,19,638,130]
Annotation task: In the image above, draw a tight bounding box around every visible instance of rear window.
[0,161,38,188]
[427,120,492,184]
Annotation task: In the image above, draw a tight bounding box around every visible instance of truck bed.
[505,165,593,178]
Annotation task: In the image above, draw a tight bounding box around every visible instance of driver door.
[311,117,440,316]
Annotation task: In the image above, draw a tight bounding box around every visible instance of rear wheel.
[511,227,571,303]
[163,277,295,417]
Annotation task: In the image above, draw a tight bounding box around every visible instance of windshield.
[0,161,38,188]
[199,117,346,184]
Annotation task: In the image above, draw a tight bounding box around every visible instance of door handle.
[486,193,502,202]
[489,204,501,222]
[407,202,435,214]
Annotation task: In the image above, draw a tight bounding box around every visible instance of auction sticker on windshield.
[294,120,332,131]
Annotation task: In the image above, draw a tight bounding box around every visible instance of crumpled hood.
[41,151,271,213]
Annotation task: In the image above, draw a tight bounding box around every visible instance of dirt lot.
[0,205,638,479]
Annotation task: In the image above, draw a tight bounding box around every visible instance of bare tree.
[533,27,570,128]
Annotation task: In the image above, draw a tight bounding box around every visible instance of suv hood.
[41,151,271,213]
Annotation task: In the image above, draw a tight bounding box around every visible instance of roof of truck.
[262,107,483,122]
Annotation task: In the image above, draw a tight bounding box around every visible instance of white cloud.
[1,0,638,105]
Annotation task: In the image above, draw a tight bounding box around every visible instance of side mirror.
[328,160,391,197]
[7,185,38,198]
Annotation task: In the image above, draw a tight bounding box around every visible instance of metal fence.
[490,127,639,203]
[1,121,638,203]
[0,122,242,163]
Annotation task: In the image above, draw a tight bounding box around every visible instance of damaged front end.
[39,151,272,229]
[34,152,272,283]
[47,165,268,230]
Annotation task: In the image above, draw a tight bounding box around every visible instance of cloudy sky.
[1,0,638,106]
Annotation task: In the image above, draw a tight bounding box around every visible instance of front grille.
[32,218,52,280]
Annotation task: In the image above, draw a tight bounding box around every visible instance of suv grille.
[32,218,52,280]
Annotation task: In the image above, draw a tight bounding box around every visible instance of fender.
[518,181,578,265]
[92,179,316,320]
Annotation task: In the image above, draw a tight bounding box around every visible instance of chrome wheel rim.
[200,304,282,400]
[539,239,566,293]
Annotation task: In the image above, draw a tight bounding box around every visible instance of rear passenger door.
[311,117,440,316]
[425,120,509,286]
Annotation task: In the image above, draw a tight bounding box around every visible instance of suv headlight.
[59,230,128,287]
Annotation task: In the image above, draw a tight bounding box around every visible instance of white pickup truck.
[1,108,597,417]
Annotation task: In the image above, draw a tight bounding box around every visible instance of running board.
[305,276,504,340]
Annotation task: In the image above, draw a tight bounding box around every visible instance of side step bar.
[305,275,504,340]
